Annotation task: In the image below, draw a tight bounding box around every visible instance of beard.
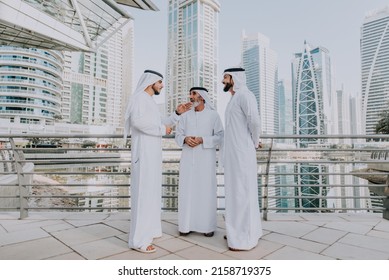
[223,82,232,92]
[153,86,161,95]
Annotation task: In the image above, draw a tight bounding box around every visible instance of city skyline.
[127,0,389,107]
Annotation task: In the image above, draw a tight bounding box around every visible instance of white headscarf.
[124,70,163,139]
[190,86,215,110]
[223,67,250,94]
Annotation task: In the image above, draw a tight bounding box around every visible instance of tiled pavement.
[0,212,389,260]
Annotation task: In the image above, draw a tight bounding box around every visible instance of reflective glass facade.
[165,0,220,114]
[291,42,334,211]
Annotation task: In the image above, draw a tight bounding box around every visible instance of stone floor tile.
[41,221,75,233]
[263,232,328,253]
[299,214,346,222]
[223,239,284,260]
[156,253,186,260]
[105,212,130,220]
[266,214,304,221]
[64,213,109,220]
[161,220,180,237]
[51,223,122,246]
[71,237,129,260]
[339,233,389,254]
[45,252,85,260]
[102,246,170,260]
[155,237,194,253]
[367,229,389,240]
[322,221,373,235]
[0,225,6,234]
[0,227,50,246]
[262,221,318,238]
[302,227,348,245]
[175,245,235,260]
[102,220,129,233]
[178,230,228,253]
[263,246,333,260]
[1,219,63,233]
[0,237,72,260]
[64,219,102,227]
[321,242,388,260]
[374,220,389,232]
[339,213,382,222]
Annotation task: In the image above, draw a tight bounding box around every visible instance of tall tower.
[165,0,220,114]
[361,7,389,134]
[291,41,335,211]
[62,21,134,130]
[241,32,278,135]
[292,41,335,147]
[278,79,293,141]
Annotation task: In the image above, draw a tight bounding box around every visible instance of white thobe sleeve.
[241,93,261,147]
[174,115,186,147]
[162,111,180,127]
[202,114,224,149]
[131,98,165,136]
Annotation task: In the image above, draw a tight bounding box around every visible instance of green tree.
[375,110,389,134]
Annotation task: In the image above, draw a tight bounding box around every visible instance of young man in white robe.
[124,70,191,253]
[175,87,224,237]
[221,67,263,251]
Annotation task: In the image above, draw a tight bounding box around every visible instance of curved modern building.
[0,47,63,126]
[292,41,335,147]
[361,7,389,134]
[291,42,334,211]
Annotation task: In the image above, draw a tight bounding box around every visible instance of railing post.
[9,138,29,219]
[384,175,389,220]
[262,138,273,221]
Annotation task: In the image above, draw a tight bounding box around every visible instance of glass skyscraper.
[292,41,335,147]
[361,7,389,135]
[241,31,278,135]
[291,41,335,211]
[62,21,134,130]
[165,0,220,114]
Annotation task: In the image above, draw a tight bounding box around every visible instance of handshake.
[184,136,203,147]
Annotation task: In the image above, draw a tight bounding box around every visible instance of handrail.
[1,134,388,219]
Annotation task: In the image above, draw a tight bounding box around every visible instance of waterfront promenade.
[0,211,388,260]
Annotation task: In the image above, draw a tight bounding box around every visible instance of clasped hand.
[184,136,203,147]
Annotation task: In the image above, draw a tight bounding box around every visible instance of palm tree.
[375,109,389,134]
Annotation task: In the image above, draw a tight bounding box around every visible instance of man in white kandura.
[124,69,191,253]
[175,87,224,237]
[221,67,263,251]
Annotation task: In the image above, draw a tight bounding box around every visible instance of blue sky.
[126,0,389,105]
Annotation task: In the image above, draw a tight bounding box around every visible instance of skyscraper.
[165,0,220,114]
[241,31,278,135]
[292,41,336,147]
[291,41,335,211]
[0,47,63,129]
[62,21,134,130]
[278,79,293,142]
[361,6,389,135]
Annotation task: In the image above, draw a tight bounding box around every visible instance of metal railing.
[1,133,388,219]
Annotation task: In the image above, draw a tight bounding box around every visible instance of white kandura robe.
[175,108,223,233]
[128,91,179,250]
[224,90,263,250]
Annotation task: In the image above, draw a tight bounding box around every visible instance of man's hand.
[166,126,172,135]
[184,136,202,147]
[176,102,192,115]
